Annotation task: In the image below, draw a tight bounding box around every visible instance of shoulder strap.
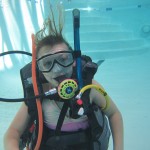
[20,62,47,117]
[20,63,37,118]
[79,56,104,141]
[55,102,70,135]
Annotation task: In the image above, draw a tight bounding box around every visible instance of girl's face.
[37,43,74,87]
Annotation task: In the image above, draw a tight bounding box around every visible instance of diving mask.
[37,51,74,73]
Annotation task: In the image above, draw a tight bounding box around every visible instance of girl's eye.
[44,61,52,68]
[61,54,68,61]
[60,57,66,62]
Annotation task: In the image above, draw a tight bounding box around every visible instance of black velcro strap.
[73,51,81,58]
[55,102,69,136]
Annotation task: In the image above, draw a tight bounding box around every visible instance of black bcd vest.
[19,55,110,150]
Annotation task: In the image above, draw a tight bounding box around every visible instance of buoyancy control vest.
[19,55,111,150]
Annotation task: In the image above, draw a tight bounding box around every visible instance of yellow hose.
[78,84,110,111]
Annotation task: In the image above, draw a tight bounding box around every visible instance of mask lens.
[37,51,74,72]
[56,52,74,67]
[37,57,53,72]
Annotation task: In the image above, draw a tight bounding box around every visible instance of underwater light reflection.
[0,51,13,71]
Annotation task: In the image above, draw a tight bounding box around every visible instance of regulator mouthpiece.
[58,79,78,99]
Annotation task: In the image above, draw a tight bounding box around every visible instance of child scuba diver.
[3,6,124,150]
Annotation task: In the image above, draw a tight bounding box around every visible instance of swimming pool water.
[0,0,150,149]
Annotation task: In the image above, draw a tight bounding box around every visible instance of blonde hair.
[35,2,72,55]
[35,2,64,45]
